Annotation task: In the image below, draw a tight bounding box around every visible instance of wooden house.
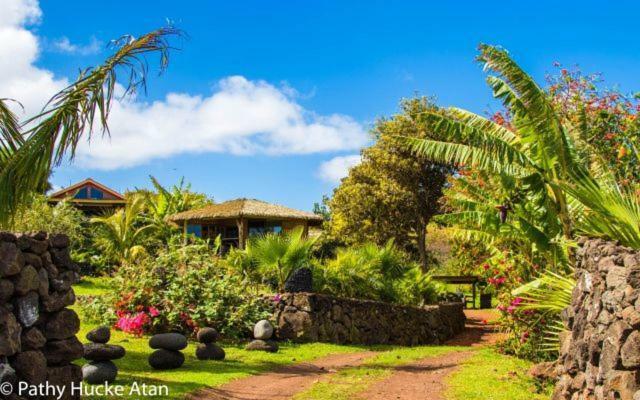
[168,198,323,250]
[48,178,126,215]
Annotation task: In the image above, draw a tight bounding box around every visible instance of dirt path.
[187,351,377,400]
[356,309,502,400]
[191,309,501,400]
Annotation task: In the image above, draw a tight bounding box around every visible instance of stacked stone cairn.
[195,327,225,360]
[82,326,125,383]
[0,232,83,400]
[148,333,187,370]
[246,320,278,352]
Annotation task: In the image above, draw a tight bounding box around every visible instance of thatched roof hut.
[169,198,323,249]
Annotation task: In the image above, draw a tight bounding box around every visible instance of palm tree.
[91,195,152,267]
[0,27,181,224]
[247,227,316,292]
[143,176,212,244]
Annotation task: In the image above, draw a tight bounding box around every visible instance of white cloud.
[0,0,67,117]
[74,77,368,169]
[51,36,102,55]
[1,0,368,170]
[317,154,362,184]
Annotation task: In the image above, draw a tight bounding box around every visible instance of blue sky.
[3,0,640,210]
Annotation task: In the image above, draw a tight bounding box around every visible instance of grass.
[72,277,370,399]
[294,345,466,400]
[445,347,553,400]
[73,276,114,296]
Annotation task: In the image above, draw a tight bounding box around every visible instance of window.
[74,187,88,199]
[187,224,202,237]
[90,188,104,199]
[248,220,283,236]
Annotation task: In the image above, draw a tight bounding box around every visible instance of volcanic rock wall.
[554,239,640,400]
[274,292,465,346]
[0,232,82,400]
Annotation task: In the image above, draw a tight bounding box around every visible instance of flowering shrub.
[478,253,557,361]
[82,244,272,338]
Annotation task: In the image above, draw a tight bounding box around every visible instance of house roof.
[168,198,324,223]
[49,178,125,200]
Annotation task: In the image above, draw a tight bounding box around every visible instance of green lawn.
[445,347,552,400]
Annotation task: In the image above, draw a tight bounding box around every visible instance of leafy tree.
[1,194,87,245]
[312,195,331,221]
[329,97,453,270]
[0,28,181,223]
[91,195,152,267]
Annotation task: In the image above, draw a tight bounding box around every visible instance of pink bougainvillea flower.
[507,305,516,314]
[115,312,151,336]
[273,293,282,303]
[148,306,160,317]
[511,297,523,306]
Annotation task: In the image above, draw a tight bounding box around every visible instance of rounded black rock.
[149,333,187,351]
[82,361,118,384]
[148,349,185,370]
[195,343,225,360]
[196,327,219,344]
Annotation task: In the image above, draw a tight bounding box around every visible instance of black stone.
[148,349,185,370]
[82,361,118,384]
[21,328,46,350]
[45,308,80,340]
[195,343,225,360]
[149,333,187,351]
[86,326,111,344]
[43,336,84,365]
[0,242,24,278]
[49,234,70,249]
[196,327,219,343]
[284,267,313,293]
[84,343,125,361]
[0,279,14,303]
[245,339,279,353]
[13,351,47,384]
[46,364,82,400]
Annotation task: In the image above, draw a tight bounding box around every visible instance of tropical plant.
[246,227,316,292]
[91,194,152,267]
[402,45,594,269]
[0,27,181,224]
[512,270,576,354]
[314,240,440,305]
[141,176,212,245]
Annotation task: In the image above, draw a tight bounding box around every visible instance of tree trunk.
[416,218,428,272]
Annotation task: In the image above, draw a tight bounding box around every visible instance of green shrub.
[313,240,441,306]
[83,243,272,338]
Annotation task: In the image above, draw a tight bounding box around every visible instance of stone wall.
[273,293,465,346]
[0,232,82,400]
[554,239,640,400]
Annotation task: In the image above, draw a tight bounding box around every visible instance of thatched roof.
[168,198,324,223]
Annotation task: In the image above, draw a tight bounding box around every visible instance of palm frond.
[0,27,182,223]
